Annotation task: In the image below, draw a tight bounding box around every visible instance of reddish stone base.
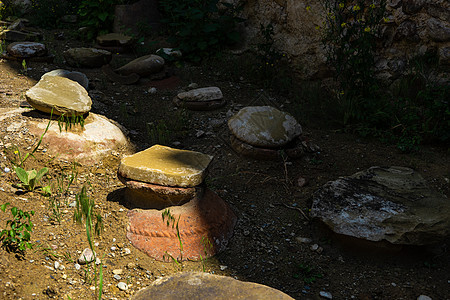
[126,189,237,261]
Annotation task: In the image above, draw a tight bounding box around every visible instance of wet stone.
[118,145,213,187]
[228,106,302,148]
[25,76,92,116]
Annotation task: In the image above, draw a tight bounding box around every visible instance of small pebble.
[320,291,333,299]
[54,261,60,270]
[417,296,432,300]
[127,262,136,269]
[220,265,228,271]
[113,274,121,280]
[310,244,319,251]
[113,269,123,275]
[117,282,128,291]
[123,248,131,255]
[74,263,81,270]
[4,167,10,173]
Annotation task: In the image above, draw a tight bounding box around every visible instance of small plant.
[147,121,170,145]
[199,236,213,272]
[21,59,27,75]
[13,166,48,192]
[57,113,85,132]
[293,263,323,284]
[73,186,103,239]
[0,203,35,252]
[162,208,183,263]
[77,0,117,40]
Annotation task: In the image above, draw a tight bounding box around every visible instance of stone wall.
[237,0,449,84]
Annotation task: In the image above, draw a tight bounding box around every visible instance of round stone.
[132,272,294,300]
[126,189,237,261]
[6,41,47,58]
[118,174,202,209]
[228,106,302,148]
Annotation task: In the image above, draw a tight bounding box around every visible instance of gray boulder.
[115,54,164,77]
[63,47,112,68]
[310,166,450,245]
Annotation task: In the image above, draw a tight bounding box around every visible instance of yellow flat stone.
[118,145,213,187]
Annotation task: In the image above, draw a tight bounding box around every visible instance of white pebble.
[4,167,10,173]
[74,263,81,270]
[117,282,128,291]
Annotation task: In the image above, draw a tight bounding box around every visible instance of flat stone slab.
[228,106,302,148]
[63,47,112,68]
[6,41,47,58]
[127,189,237,261]
[118,174,202,209]
[173,87,225,111]
[25,76,92,116]
[132,272,293,300]
[310,166,450,245]
[118,145,213,187]
[42,69,89,90]
[115,54,165,77]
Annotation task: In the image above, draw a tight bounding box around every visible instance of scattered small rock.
[78,248,95,264]
[417,295,432,300]
[117,282,128,291]
[320,291,333,299]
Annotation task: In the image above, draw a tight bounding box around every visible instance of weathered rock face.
[132,272,294,300]
[228,106,302,148]
[25,76,92,116]
[235,0,449,83]
[6,42,47,58]
[127,189,237,261]
[115,54,165,77]
[42,69,89,90]
[310,166,450,245]
[118,145,213,187]
[63,47,112,68]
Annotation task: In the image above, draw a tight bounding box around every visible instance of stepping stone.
[118,174,202,209]
[127,189,237,261]
[132,272,294,300]
[228,106,302,148]
[25,76,92,116]
[173,87,226,111]
[311,166,450,245]
[96,33,134,53]
[6,41,47,58]
[63,47,112,68]
[42,69,89,90]
[118,145,213,187]
[115,54,165,77]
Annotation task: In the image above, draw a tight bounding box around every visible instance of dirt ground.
[0,27,449,300]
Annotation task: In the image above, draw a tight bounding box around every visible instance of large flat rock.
[132,272,293,300]
[310,166,450,245]
[25,76,92,116]
[118,145,213,187]
[228,106,302,148]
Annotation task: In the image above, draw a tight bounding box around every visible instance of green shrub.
[0,203,34,252]
[158,0,244,61]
